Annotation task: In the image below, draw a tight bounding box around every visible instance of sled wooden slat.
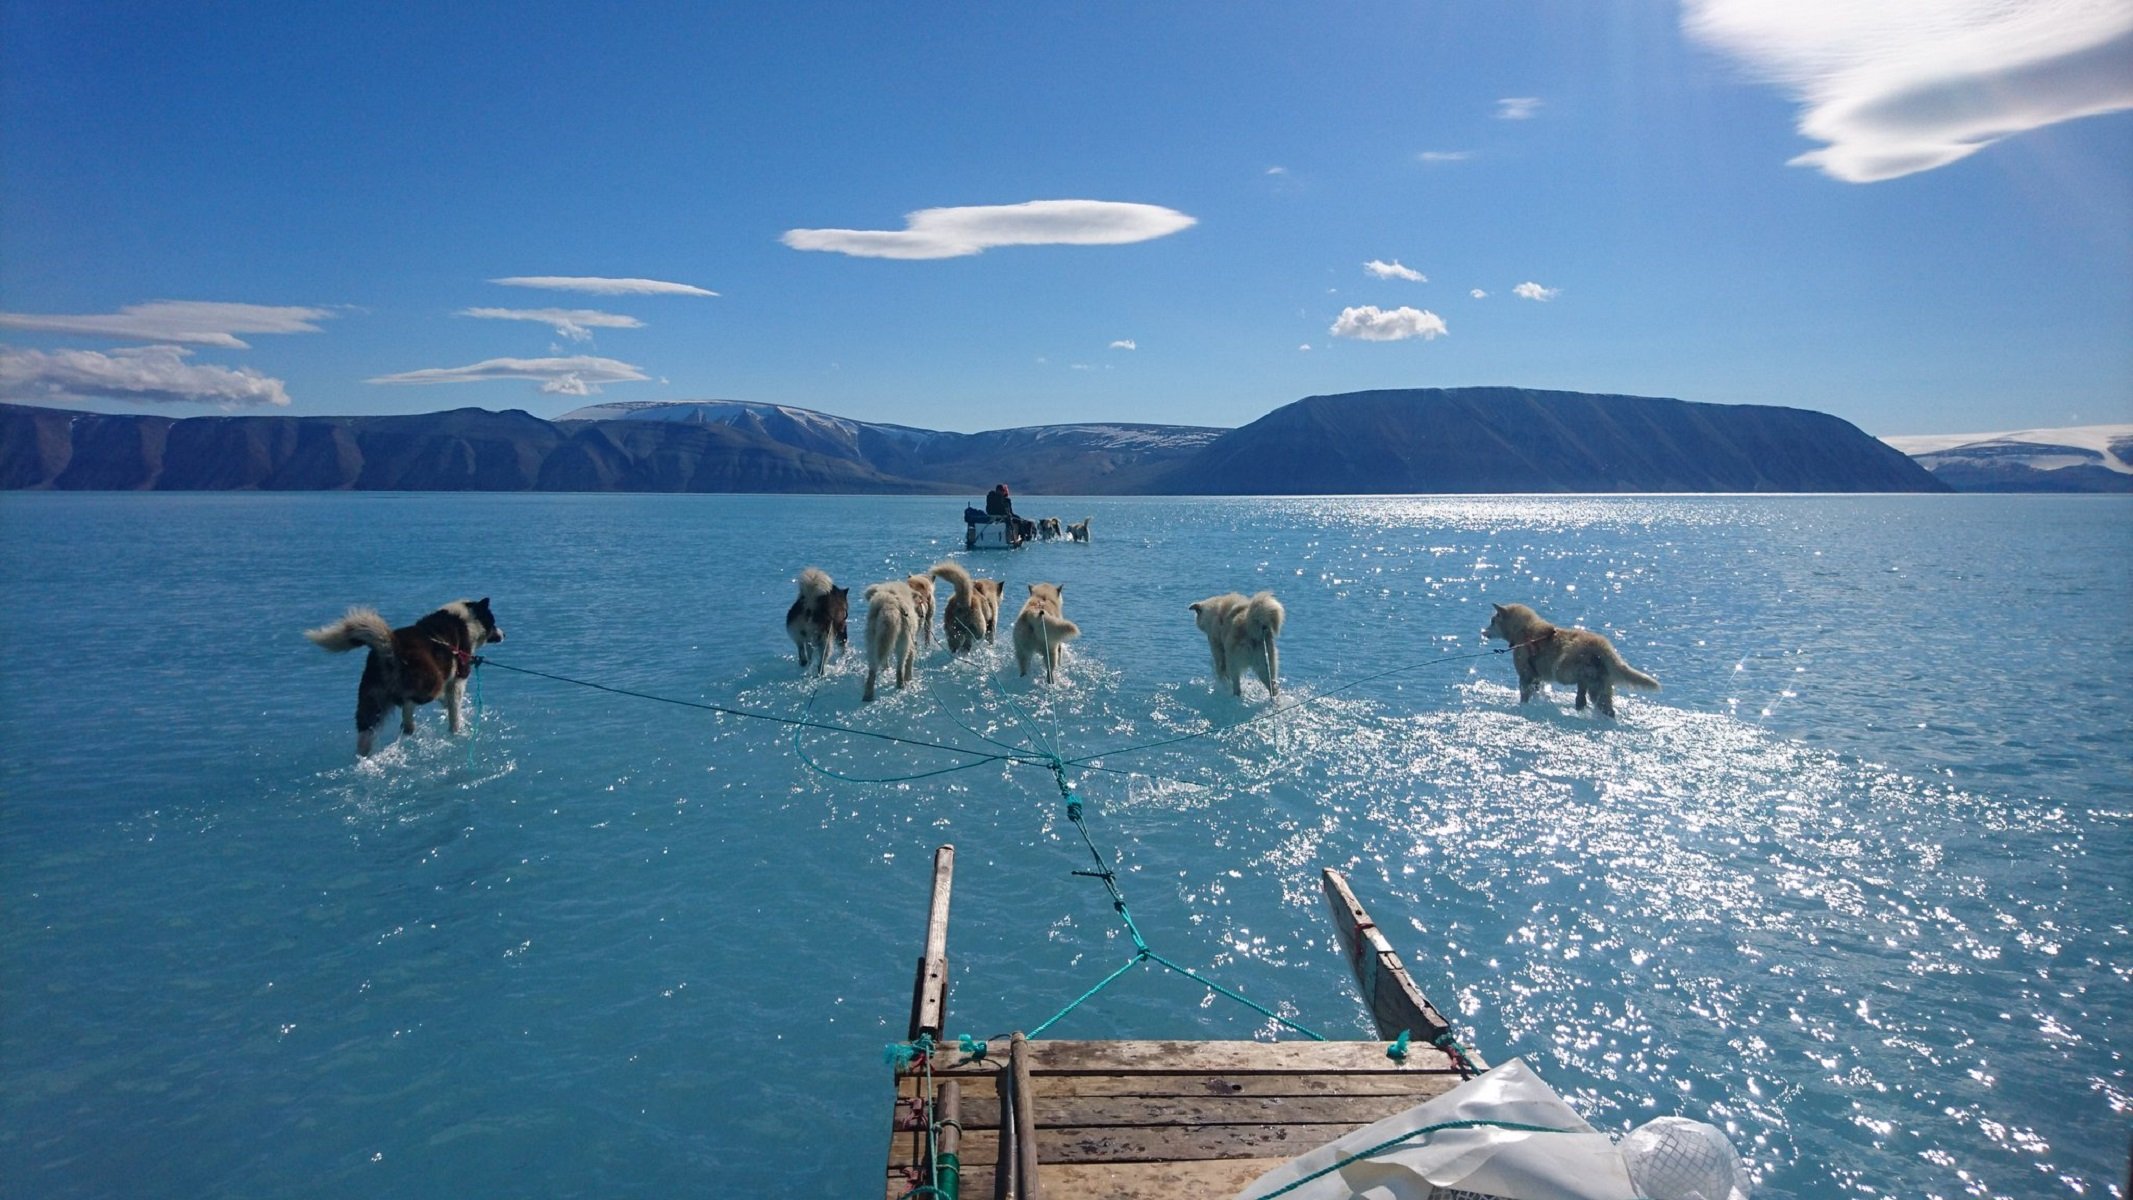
[883,848,1484,1199]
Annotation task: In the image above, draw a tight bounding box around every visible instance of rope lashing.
[1249,1119,1587,1200]
[1386,1029,1411,1062]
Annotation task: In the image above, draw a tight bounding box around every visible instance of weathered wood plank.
[893,1121,1371,1167]
[926,1038,1462,1077]
[904,1069,1450,1101]
[1320,869,1488,1072]
[908,844,956,1042]
[894,1157,1292,1200]
[1008,1032,1042,1199]
[895,1086,1447,1133]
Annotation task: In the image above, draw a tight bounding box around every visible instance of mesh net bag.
[1621,1117,1751,1200]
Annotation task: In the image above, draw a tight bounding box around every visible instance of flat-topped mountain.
[1155,387,1943,493]
[3,388,1950,493]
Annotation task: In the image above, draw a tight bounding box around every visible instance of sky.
[1,1,2129,438]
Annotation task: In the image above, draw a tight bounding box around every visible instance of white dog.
[1011,582,1080,683]
[862,581,920,701]
[1189,591,1285,697]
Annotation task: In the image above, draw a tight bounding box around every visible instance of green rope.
[791,679,1024,785]
[1249,1118,1591,1199]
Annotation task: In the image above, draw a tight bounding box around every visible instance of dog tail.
[1242,591,1285,638]
[1037,613,1080,644]
[1608,651,1661,692]
[306,607,393,655]
[928,560,973,601]
[795,566,834,599]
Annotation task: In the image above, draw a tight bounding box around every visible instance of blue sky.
[2,2,2128,436]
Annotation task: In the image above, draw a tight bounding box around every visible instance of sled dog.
[1189,591,1285,698]
[930,561,1005,654]
[1482,602,1659,717]
[1012,582,1081,683]
[306,598,504,756]
[862,582,920,701]
[786,567,850,675]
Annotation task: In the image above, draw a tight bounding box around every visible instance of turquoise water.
[1,492,2127,1198]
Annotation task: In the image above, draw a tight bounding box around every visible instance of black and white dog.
[306,598,504,756]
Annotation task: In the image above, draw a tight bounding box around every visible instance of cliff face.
[2,387,1953,494]
[1154,388,1947,493]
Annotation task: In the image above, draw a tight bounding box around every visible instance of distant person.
[985,483,1015,519]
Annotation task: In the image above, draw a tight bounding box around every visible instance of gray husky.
[1482,602,1658,717]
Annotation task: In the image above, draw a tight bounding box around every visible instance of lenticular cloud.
[368,355,649,395]
[1329,306,1448,342]
[1684,0,2133,182]
[0,344,292,407]
[782,200,1197,259]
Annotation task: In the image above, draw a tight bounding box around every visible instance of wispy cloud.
[1364,259,1427,282]
[1683,0,2133,182]
[0,301,333,349]
[1470,289,1489,299]
[1513,281,1560,301]
[368,355,649,396]
[1330,306,1448,342]
[1109,339,1137,350]
[0,344,291,407]
[1495,97,1543,120]
[491,276,718,297]
[782,199,1197,260]
[458,307,644,342]
[1417,150,1473,163]
[1265,166,1289,175]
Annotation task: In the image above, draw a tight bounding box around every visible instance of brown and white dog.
[786,567,850,675]
[930,561,1005,654]
[862,581,920,701]
[1189,591,1284,698]
[1066,517,1092,543]
[905,574,937,648]
[1482,602,1659,717]
[1012,582,1081,682]
[306,598,505,756]
[1038,517,1062,541]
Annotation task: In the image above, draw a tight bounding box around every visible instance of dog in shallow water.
[904,574,936,648]
[1189,591,1285,698]
[862,581,920,701]
[930,561,1005,654]
[786,567,850,675]
[1066,517,1091,543]
[1012,582,1081,683]
[1482,602,1659,717]
[306,598,505,756]
[1038,517,1062,541]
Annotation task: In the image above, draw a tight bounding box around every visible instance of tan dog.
[1012,582,1081,682]
[1189,591,1284,697]
[1482,602,1659,717]
[930,561,1006,654]
[904,574,936,648]
[1066,517,1091,543]
[862,581,920,701]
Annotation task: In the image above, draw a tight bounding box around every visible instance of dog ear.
[1492,603,1506,614]
[1189,602,1202,614]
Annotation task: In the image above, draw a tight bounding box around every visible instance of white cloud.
[1265,166,1289,175]
[1109,339,1137,350]
[0,344,291,407]
[491,276,718,297]
[1417,150,1473,163]
[782,199,1197,260]
[1299,344,1313,352]
[1364,259,1427,282]
[1470,289,1489,299]
[458,307,645,342]
[367,355,649,395]
[0,301,333,349]
[1329,306,1449,342]
[1496,97,1543,120]
[1513,282,1560,301]
[1683,0,2133,182]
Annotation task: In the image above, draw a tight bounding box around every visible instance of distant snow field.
[1883,424,2133,475]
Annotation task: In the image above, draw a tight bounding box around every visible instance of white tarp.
[1235,1058,1639,1200]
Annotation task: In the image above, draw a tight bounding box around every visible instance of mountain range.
[1879,425,2133,492]
[1,387,1963,494]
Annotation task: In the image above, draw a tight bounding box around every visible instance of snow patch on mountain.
[1883,424,2133,475]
